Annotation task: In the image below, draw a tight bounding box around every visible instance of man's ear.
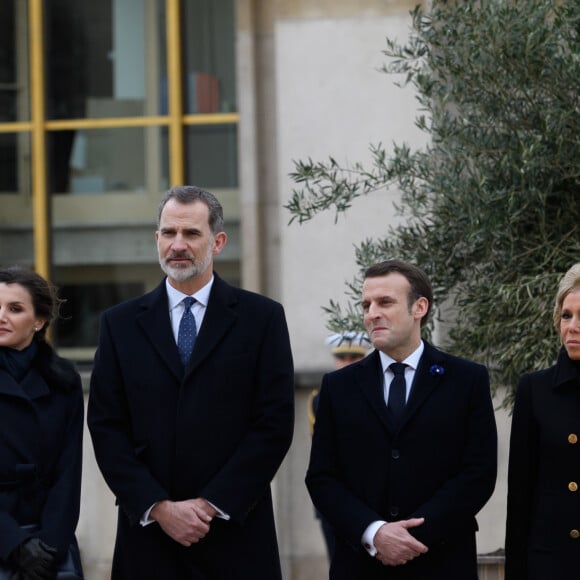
[413,297,429,321]
[212,231,228,255]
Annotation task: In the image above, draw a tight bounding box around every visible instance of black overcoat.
[87,274,295,580]
[505,348,580,580]
[306,341,497,579]
[0,343,83,562]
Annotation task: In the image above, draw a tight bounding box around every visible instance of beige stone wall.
[275,0,422,21]
[76,381,116,580]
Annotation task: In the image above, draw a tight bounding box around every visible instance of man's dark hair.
[157,185,224,235]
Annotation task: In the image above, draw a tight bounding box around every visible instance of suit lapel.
[185,275,237,376]
[356,351,393,433]
[357,343,447,433]
[401,341,446,426]
[136,281,183,380]
[135,275,240,380]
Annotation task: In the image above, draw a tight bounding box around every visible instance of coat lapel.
[356,351,393,432]
[136,281,183,380]
[553,346,580,390]
[0,368,50,400]
[402,341,446,427]
[134,275,241,380]
[185,275,237,377]
[356,342,448,434]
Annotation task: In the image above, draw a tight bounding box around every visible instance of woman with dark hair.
[0,266,84,579]
[505,263,580,580]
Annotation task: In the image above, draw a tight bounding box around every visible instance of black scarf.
[0,341,38,382]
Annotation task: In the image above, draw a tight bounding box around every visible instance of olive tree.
[286,0,580,406]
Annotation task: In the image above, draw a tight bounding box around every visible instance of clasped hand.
[151,498,217,546]
[10,537,57,580]
[374,518,428,566]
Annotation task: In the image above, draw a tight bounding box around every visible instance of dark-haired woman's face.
[561,290,580,361]
[0,283,46,350]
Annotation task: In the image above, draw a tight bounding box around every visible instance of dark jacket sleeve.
[0,514,28,561]
[407,363,497,546]
[87,311,171,524]
[306,374,386,549]
[505,374,537,579]
[198,302,295,524]
[38,376,84,557]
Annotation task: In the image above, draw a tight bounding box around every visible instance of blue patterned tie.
[388,362,407,421]
[177,297,197,365]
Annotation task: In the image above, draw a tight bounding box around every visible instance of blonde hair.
[553,263,580,329]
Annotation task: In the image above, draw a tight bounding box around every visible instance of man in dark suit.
[306,260,497,579]
[87,185,295,579]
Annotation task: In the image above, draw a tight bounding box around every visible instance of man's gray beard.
[159,259,197,282]
[158,249,213,283]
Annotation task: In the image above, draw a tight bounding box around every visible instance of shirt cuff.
[362,520,387,556]
[208,501,230,521]
[140,503,156,526]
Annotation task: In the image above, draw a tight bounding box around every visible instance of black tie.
[388,362,407,421]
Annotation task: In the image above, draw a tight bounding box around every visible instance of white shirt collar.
[165,276,214,311]
[379,340,425,374]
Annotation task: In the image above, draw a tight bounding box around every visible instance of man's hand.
[373,518,428,566]
[151,498,217,546]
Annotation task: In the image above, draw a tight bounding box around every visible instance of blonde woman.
[506,263,580,580]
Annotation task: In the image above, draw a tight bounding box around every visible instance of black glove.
[10,538,57,580]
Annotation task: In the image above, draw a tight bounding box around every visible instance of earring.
[34,327,39,332]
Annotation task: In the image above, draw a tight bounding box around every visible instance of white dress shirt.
[166,276,213,340]
[379,341,424,405]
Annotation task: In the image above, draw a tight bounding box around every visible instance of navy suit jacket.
[306,341,497,579]
[87,274,294,580]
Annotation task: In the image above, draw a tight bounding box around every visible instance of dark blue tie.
[177,297,197,365]
[388,362,407,421]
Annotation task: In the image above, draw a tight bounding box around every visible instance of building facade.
[0,1,508,578]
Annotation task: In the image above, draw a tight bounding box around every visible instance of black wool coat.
[0,342,84,562]
[306,341,498,580]
[87,274,295,580]
[505,348,580,580]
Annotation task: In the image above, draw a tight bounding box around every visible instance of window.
[0,0,240,360]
